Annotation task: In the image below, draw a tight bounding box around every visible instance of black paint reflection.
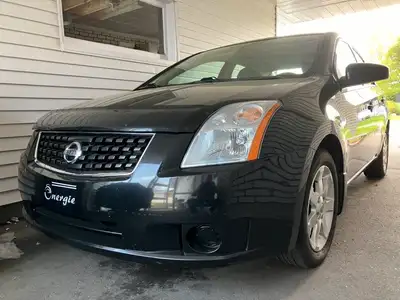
[96,183,154,212]
[187,175,219,214]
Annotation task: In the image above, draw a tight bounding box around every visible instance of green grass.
[340,115,393,141]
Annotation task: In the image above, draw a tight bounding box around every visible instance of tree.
[376,37,400,102]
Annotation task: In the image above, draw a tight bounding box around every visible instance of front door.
[333,40,378,179]
[352,47,387,158]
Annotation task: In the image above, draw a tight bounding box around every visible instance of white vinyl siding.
[0,0,170,206]
[176,0,276,58]
[0,0,276,206]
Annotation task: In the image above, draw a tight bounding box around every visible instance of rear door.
[352,48,387,156]
[333,40,377,178]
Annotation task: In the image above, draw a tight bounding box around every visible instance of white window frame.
[56,0,178,63]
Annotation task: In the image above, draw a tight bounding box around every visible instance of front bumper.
[18,132,308,265]
[22,206,260,265]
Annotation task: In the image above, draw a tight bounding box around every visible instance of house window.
[58,0,177,61]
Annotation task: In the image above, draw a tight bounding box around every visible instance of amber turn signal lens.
[247,103,281,160]
[234,105,263,123]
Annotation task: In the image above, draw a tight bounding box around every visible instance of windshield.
[140,34,323,88]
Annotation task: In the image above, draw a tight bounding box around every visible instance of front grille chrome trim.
[34,131,155,178]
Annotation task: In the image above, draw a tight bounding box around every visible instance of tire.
[364,134,389,179]
[279,150,339,269]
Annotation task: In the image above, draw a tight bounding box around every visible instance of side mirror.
[339,63,389,88]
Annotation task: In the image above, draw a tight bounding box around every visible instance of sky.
[278,4,400,62]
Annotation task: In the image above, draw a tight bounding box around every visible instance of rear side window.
[335,41,357,78]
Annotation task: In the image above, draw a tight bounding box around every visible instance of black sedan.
[18,32,389,269]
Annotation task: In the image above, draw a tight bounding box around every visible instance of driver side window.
[335,41,357,79]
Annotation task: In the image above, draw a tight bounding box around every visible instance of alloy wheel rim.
[307,165,335,252]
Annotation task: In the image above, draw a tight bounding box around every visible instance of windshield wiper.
[200,76,220,82]
[137,75,290,90]
[243,75,287,80]
[187,75,290,85]
[136,83,160,90]
[262,75,285,79]
[187,76,224,84]
[186,76,232,85]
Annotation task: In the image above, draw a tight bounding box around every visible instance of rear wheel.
[279,150,339,269]
[364,134,389,179]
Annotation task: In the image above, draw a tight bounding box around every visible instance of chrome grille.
[35,132,153,175]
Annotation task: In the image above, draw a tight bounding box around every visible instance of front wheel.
[279,150,339,269]
[364,134,389,179]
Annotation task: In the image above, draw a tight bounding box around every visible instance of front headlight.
[181,101,280,168]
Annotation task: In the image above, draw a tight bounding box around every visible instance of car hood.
[35,78,319,133]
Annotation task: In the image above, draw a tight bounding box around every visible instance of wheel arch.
[387,119,390,135]
[288,124,346,251]
[317,134,345,214]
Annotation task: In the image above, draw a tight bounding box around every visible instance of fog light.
[186,225,222,254]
